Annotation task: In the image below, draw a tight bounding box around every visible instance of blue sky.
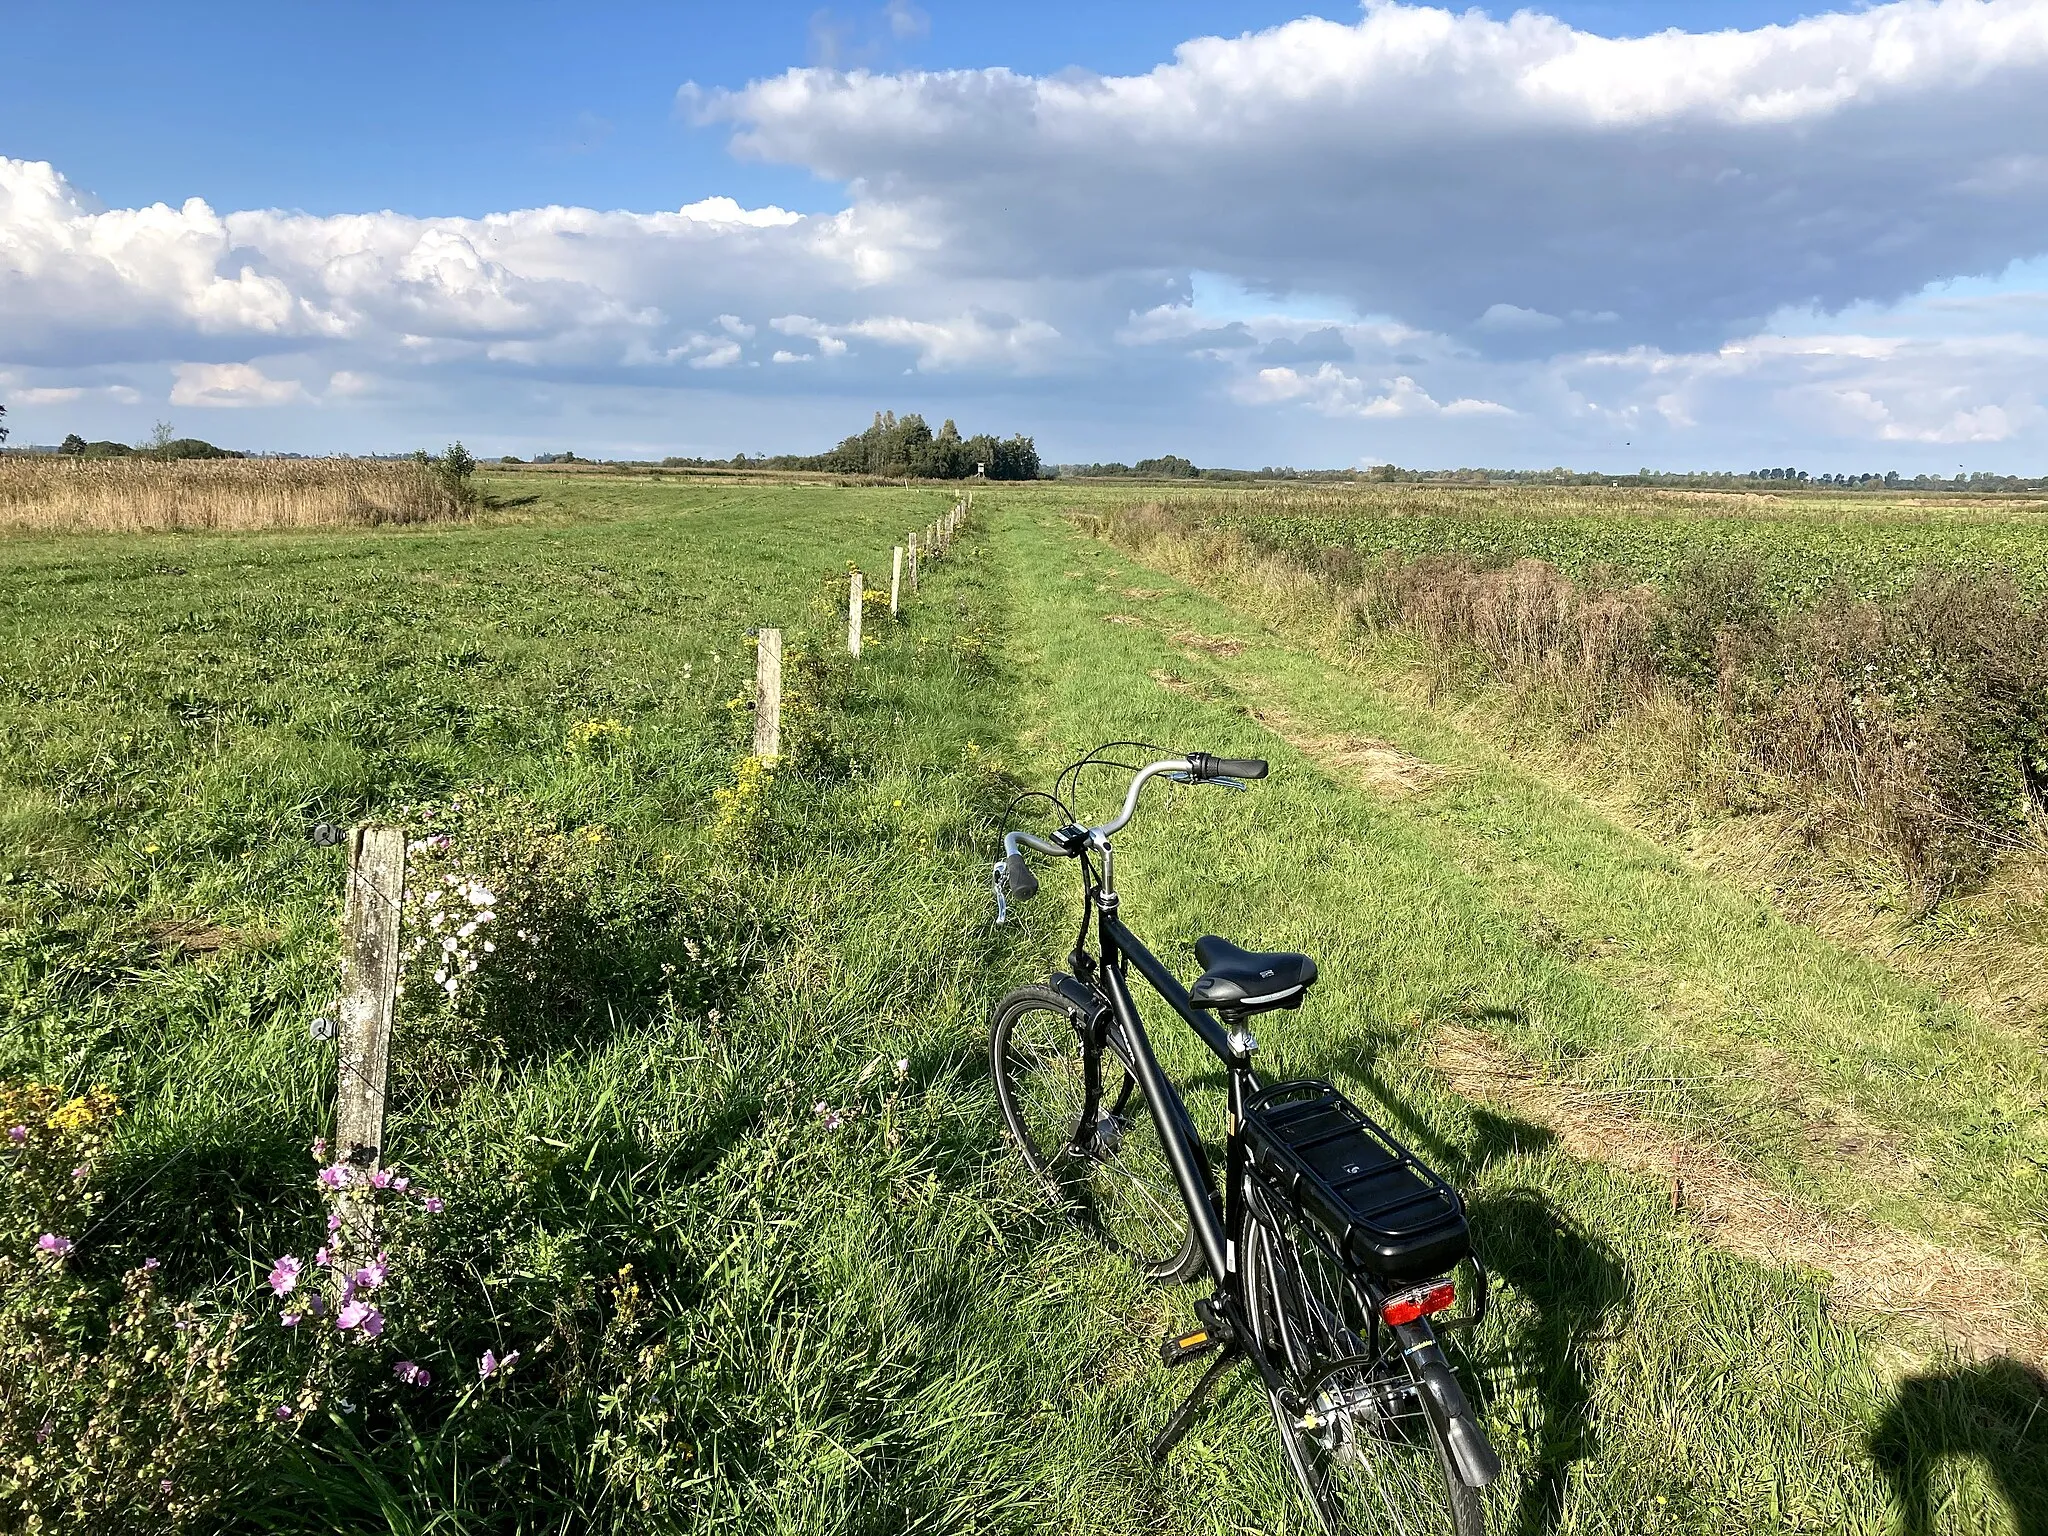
[6,2,2048,469]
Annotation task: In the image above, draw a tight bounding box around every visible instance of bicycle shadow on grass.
[1869,1357,2048,1536]
[1343,1047,1632,1536]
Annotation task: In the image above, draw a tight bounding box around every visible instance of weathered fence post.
[336,824,405,1245]
[752,627,782,759]
[908,531,919,592]
[848,569,863,656]
[891,545,903,617]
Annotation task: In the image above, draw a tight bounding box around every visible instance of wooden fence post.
[752,627,782,759]
[336,824,405,1246]
[891,546,903,617]
[908,531,919,592]
[848,569,863,656]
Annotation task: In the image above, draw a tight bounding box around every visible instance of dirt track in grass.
[1430,1025,2048,1367]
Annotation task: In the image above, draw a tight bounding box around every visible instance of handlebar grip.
[1189,753,1269,781]
[1004,852,1039,901]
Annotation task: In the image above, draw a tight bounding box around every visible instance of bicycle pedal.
[1160,1326,1223,1368]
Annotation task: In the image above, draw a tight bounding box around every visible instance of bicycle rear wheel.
[990,984,1201,1283]
[1244,1192,1485,1536]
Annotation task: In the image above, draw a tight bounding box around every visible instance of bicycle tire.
[990,983,1202,1283]
[1244,1190,1486,1536]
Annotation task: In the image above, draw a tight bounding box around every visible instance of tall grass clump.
[1100,499,2048,897]
[0,454,475,534]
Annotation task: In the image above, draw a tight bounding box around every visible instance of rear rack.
[1241,1079,1470,1283]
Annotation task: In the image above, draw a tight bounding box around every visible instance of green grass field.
[3,476,2042,1533]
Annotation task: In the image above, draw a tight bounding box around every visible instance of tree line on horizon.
[764,411,1042,480]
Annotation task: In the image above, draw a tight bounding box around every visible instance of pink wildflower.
[390,1175,410,1193]
[420,1195,444,1215]
[306,1292,325,1317]
[143,1257,160,1271]
[368,1168,394,1190]
[7,1126,27,1144]
[35,1234,73,1259]
[336,1299,373,1332]
[353,1257,389,1291]
[317,1164,352,1191]
[281,1312,302,1328]
[394,1360,431,1387]
[326,1212,343,1233]
[314,1245,333,1268]
[274,1404,293,1420]
[71,1165,86,1179]
[267,1255,303,1296]
[311,1136,328,1160]
[478,1348,520,1380]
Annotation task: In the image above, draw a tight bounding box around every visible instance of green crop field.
[1150,484,2048,605]
[2,476,2042,1534]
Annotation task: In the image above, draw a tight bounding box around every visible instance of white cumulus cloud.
[169,362,311,407]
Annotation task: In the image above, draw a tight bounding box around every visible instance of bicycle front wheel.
[1244,1194,1486,1536]
[990,984,1200,1283]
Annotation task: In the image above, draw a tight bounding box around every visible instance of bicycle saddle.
[1190,936,1318,1014]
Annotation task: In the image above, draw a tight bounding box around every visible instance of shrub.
[392,790,757,1096]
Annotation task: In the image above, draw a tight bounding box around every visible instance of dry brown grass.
[0,456,473,534]
[1430,1025,2048,1366]
[1247,700,1465,796]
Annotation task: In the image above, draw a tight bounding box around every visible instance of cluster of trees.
[1053,455,1200,478]
[54,422,241,460]
[775,412,1041,480]
[58,433,240,461]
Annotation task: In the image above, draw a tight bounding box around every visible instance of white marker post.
[752,628,782,759]
[336,825,405,1247]
[848,569,863,656]
[891,545,903,617]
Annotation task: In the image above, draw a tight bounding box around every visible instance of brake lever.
[1166,771,1247,793]
[991,862,1010,925]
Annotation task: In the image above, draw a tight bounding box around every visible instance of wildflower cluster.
[257,1139,460,1427]
[265,1139,445,1351]
[566,716,633,760]
[0,1080,120,1258]
[403,857,499,1006]
[392,790,587,1092]
[711,753,777,850]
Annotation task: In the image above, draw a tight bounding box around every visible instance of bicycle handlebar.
[993,751,1269,919]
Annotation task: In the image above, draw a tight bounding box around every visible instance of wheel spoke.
[1245,1192,1485,1536]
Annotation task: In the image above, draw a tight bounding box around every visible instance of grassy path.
[974,495,2047,1534]
[7,481,2043,1533]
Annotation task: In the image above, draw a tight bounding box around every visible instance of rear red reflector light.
[1380,1280,1456,1326]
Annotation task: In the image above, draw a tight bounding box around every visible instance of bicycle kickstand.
[1147,1344,1243,1464]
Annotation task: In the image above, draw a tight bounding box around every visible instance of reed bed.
[0,455,471,534]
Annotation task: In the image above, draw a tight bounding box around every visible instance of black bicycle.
[989,745,1501,1535]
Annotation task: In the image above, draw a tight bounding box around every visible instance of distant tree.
[60,433,87,455]
[0,404,8,447]
[143,420,176,458]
